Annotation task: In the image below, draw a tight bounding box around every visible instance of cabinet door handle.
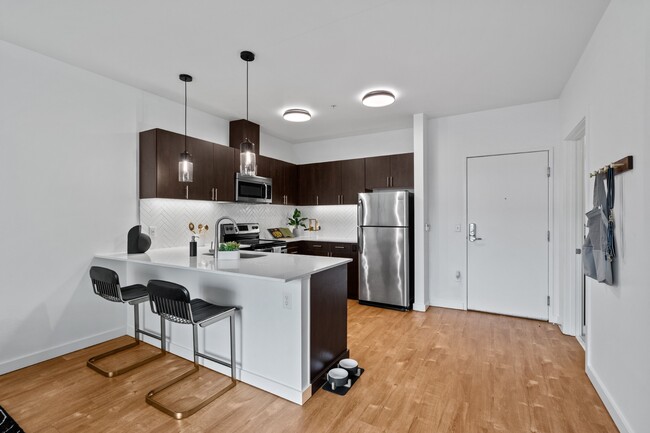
[387,176,390,187]
[390,177,394,187]
[316,195,319,206]
[185,185,189,199]
[334,246,345,249]
[211,188,214,201]
[341,194,344,204]
[215,188,218,201]
[313,244,322,248]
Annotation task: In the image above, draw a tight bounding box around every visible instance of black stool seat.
[121,284,148,302]
[190,299,236,325]
[87,266,164,378]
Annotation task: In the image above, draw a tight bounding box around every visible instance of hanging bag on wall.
[606,166,616,263]
[582,172,614,285]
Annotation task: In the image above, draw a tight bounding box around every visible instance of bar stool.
[87,266,165,377]
[145,279,237,419]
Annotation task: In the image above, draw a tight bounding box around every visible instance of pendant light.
[178,74,194,182]
[239,51,257,176]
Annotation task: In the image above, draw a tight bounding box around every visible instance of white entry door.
[467,151,549,320]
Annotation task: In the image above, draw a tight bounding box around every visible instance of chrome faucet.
[214,217,239,259]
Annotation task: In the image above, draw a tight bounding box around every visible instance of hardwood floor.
[0,302,617,433]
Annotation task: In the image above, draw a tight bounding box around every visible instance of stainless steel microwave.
[235,173,272,204]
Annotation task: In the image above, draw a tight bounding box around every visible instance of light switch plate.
[149,226,156,237]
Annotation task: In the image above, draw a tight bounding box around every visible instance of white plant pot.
[217,250,240,260]
[292,228,300,237]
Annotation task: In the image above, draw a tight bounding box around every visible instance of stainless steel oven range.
[220,223,287,253]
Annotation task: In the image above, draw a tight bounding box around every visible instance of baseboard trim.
[136,329,304,405]
[429,299,465,311]
[412,303,429,312]
[0,327,125,375]
[586,364,633,433]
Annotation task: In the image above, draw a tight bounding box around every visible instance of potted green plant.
[218,241,240,260]
[287,208,308,237]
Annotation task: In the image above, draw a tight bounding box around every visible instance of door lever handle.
[468,223,482,242]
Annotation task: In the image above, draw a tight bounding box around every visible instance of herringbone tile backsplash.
[140,199,357,248]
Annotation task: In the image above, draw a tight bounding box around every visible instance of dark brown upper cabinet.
[141,127,411,205]
[283,162,298,205]
[364,153,414,190]
[270,158,298,205]
[140,129,235,201]
[229,119,260,156]
[340,158,366,204]
[390,153,414,188]
[187,136,216,201]
[298,163,318,206]
[298,159,364,205]
[256,155,272,178]
[212,144,236,202]
[140,129,185,199]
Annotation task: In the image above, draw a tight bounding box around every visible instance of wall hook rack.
[589,155,633,178]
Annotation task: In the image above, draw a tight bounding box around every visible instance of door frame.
[464,150,553,320]
[564,117,588,345]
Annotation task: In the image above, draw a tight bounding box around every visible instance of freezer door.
[358,226,410,307]
[358,191,409,227]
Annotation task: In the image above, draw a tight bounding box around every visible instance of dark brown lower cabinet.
[310,265,349,393]
[293,241,358,300]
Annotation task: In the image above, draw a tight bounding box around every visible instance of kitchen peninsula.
[94,247,351,404]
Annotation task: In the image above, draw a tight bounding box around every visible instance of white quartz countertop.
[261,234,358,244]
[95,246,351,283]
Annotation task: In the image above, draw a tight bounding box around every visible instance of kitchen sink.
[202,252,264,259]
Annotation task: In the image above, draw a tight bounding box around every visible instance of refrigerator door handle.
[358,227,363,253]
[358,198,364,227]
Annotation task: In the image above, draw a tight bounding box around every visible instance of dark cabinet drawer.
[300,241,358,300]
[330,243,352,254]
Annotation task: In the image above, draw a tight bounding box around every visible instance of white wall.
[427,100,561,313]
[261,132,296,163]
[0,40,235,374]
[559,0,649,431]
[292,128,413,164]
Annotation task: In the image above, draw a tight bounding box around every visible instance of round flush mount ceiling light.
[283,108,312,122]
[362,90,396,107]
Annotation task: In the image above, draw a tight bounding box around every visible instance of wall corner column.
[413,113,430,312]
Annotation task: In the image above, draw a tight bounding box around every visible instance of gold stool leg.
[145,323,236,419]
[87,305,165,377]
[145,363,236,419]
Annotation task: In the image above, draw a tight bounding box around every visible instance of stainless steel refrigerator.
[358,190,414,310]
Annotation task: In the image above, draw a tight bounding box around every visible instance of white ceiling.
[0,0,609,143]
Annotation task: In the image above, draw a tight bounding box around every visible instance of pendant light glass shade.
[240,51,257,176]
[179,150,193,182]
[240,139,257,176]
[178,73,193,183]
